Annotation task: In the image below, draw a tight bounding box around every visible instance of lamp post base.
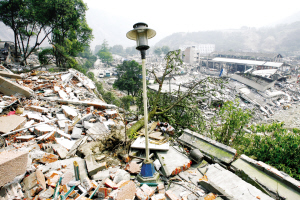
[137,160,160,183]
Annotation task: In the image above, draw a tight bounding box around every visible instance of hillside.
[155,21,300,55]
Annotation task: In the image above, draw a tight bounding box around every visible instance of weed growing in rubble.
[237,123,300,180]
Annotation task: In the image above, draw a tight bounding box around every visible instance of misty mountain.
[155,20,300,55]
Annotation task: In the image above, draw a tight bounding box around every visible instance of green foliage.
[128,131,139,140]
[38,48,54,65]
[87,72,95,81]
[95,82,104,94]
[97,51,113,64]
[237,123,300,180]
[110,45,124,56]
[154,47,162,56]
[120,95,133,111]
[78,45,97,63]
[211,99,252,145]
[113,60,142,96]
[161,46,170,54]
[97,40,113,64]
[102,91,121,107]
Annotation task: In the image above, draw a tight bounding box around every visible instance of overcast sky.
[83,0,300,48]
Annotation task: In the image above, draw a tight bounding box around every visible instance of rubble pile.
[0,65,299,200]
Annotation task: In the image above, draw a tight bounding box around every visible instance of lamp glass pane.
[136,30,148,47]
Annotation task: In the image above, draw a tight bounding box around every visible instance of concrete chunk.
[71,127,83,139]
[155,146,191,177]
[0,151,28,187]
[0,115,27,134]
[199,163,273,200]
[0,76,34,98]
[232,154,300,200]
[85,154,106,176]
[62,105,78,120]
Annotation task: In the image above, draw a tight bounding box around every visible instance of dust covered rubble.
[0,65,299,200]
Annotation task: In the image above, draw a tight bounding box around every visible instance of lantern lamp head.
[126,22,156,51]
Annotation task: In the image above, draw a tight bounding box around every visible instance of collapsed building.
[0,60,299,200]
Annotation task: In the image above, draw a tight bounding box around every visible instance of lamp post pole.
[126,22,156,167]
[141,53,149,162]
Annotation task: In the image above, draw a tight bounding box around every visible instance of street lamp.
[127,22,156,178]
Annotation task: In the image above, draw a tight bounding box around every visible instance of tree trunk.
[127,110,156,136]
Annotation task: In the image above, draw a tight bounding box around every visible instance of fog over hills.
[1,8,300,54]
[155,11,300,54]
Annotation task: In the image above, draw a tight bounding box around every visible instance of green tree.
[51,0,93,70]
[111,45,124,56]
[0,0,57,64]
[113,60,142,96]
[154,47,162,56]
[120,95,134,110]
[0,0,93,68]
[127,50,224,136]
[161,46,170,54]
[38,48,54,65]
[97,39,113,65]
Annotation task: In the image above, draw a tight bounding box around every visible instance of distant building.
[179,44,215,64]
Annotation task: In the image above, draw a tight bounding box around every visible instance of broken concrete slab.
[22,172,38,191]
[198,163,273,200]
[0,115,27,134]
[66,136,88,158]
[166,182,200,200]
[27,105,49,113]
[85,154,106,176]
[231,154,300,200]
[178,129,236,165]
[50,144,68,159]
[86,122,109,138]
[155,146,191,177]
[72,127,83,139]
[0,71,23,79]
[33,124,55,136]
[92,169,110,181]
[131,136,169,151]
[0,151,28,187]
[62,105,78,120]
[0,76,34,98]
[113,169,130,184]
[46,157,88,182]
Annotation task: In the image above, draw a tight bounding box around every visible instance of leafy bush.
[211,99,252,145]
[236,123,300,180]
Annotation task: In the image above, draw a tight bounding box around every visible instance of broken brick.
[141,184,155,197]
[104,178,116,188]
[97,187,112,198]
[136,188,148,200]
